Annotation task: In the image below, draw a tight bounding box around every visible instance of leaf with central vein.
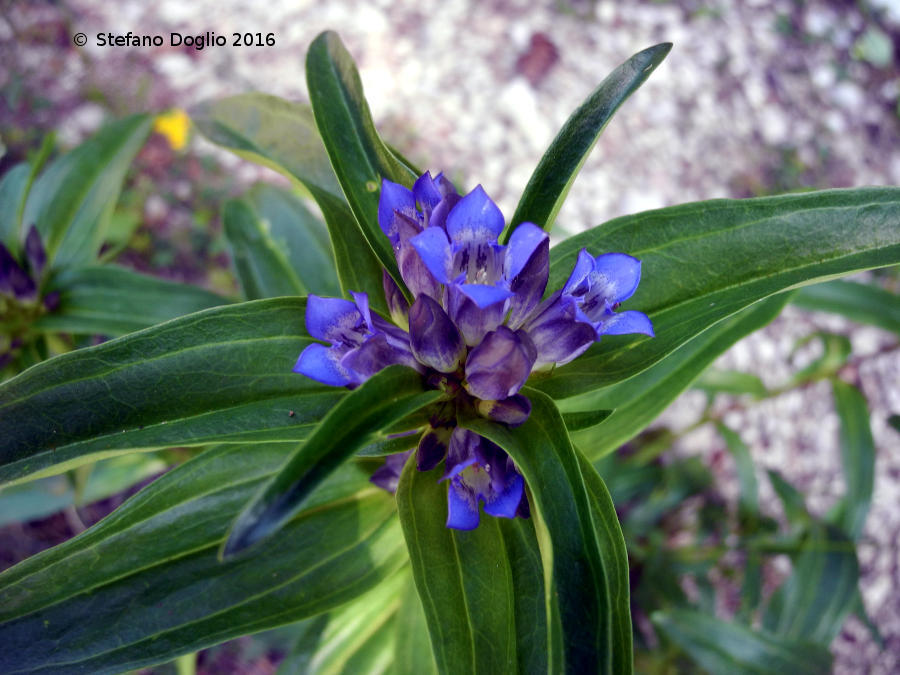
[0,444,407,674]
[830,379,875,540]
[504,42,671,242]
[791,279,900,335]
[23,114,153,269]
[462,390,627,674]
[225,366,441,555]
[537,187,900,398]
[561,294,788,460]
[396,456,521,675]
[32,265,231,337]
[191,94,388,313]
[652,609,832,674]
[0,298,337,485]
[306,30,418,288]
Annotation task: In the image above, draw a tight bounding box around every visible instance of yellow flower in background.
[153,109,190,150]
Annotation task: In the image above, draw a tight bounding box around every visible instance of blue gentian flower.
[295,171,653,530]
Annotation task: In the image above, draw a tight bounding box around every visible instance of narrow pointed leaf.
[0,445,407,674]
[762,524,859,644]
[538,188,900,398]
[32,265,230,336]
[829,379,875,540]
[562,295,787,460]
[652,609,832,674]
[561,408,613,431]
[191,94,387,313]
[0,163,30,251]
[716,422,760,520]
[694,369,768,398]
[396,456,523,674]
[306,30,418,288]
[792,279,900,334]
[463,390,631,673]
[0,298,343,485]
[225,366,440,555]
[23,115,153,268]
[393,572,439,675]
[505,42,672,241]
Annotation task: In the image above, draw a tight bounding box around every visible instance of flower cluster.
[295,172,653,529]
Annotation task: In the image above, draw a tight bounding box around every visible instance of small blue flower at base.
[294,171,654,530]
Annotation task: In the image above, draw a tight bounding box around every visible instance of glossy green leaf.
[537,188,900,398]
[0,444,407,673]
[191,94,388,313]
[463,390,630,673]
[561,408,613,432]
[562,295,788,460]
[763,524,859,645]
[397,456,529,675]
[652,609,832,674]
[306,30,417,288]
[32,265,230,337]
[829,379,875,540]
[225,366,441,555]
[394,572,439,675]
[505,42,672,241]
[23,115,153,269]
[694,369,768,398]
[0,453,166,526]
[0,163,30,251]
[792,278,900,334]
[0,298,343,485]
[298,571,405,675]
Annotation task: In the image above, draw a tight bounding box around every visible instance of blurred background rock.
[1,0,898,672]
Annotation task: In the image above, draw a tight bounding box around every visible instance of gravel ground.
[2,0,899,672]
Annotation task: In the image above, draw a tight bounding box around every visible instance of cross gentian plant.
[294,172,653,529]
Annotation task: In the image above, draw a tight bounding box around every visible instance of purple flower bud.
[370,450,413,493]
[409,294,465,373]
[475,393,532,427]
[417,426,451,471]
[0,242,35,300]
[383,269,410,329]
[465,326,537,400]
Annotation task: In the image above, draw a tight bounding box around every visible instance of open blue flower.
[295,171,654,530]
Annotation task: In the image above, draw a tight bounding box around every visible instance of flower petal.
[562,248,595,296]
[506,224,550,328]
[410,227,453,284]
[417,427,450,471]
[445,185,504,244]
[305,294,364,344]
[465,326,537,400]
[482,472,524,519]
[293,343,354,387]
[378,179,416,243]
[458,283,513,309]
[382,270,410,329]
[447,286,506,346]
[443,427,480,480]
[524,293,596,366]
[409,294,465,373]
[370,450,413,493]
[505,222,548,279]
[24,225,46,278]
[446,480,480,530]
[597,309,655,337]
[413,171,442,214]
[593,253,642,304]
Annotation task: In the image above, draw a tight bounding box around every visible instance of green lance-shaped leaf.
[0,298,345,485]
[32,265,230,337]
[562,294,788,460]
[763,524,859,645]
[462,390,631,674]
[792,278,900,335]
[306,30,418,288]
[393,571,439,675]
[224,184,341,300]
[830,379,876,540]
[693,369,768,398]
[22,114,153,269]
[652,608,832,675]
[397,456,548,675]
[0,444,407,674]
[716,422,760,520]
[0,163,31,251]
[504,42,672,242]
[538,187,900,398]
[224,366,441,555]
[191,93,388,313]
